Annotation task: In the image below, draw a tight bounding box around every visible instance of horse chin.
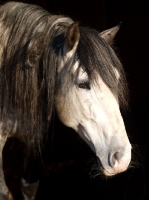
[97,149,131,177]
[102,167,125,177]
[103,170,116,176]
[100,158,131,177]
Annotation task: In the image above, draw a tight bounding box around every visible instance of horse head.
[55,23,131,176]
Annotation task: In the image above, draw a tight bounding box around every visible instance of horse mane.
[0,2,128,151]
[0,2,73,150]
[78,27,128,107]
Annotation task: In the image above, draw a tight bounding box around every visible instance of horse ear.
[65,23,80,53]
[99,23,121,45]
[57,23,80,72]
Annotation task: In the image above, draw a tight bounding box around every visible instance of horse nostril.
[110,151,123,168]
[114,151,123,160]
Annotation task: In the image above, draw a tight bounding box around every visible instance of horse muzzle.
[97,145,131,176]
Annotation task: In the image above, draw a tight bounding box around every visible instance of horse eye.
[78,81,90,90]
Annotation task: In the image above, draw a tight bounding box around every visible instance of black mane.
[0,2,128,150]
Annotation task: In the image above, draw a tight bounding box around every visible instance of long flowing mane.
[0,2,73,149]
[0,2,128,150]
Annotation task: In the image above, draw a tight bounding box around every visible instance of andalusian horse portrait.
[0,2,131,199]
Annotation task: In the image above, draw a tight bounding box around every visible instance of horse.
[0,1,131,199]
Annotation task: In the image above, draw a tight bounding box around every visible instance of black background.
[2,0,149,199]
